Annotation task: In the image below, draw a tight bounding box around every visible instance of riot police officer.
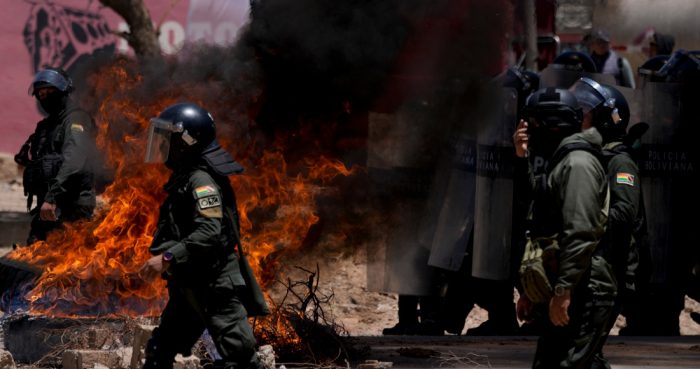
[569,78,650,368]
[139,103,268,369]
[15,67,98,245]
[513,87,615,368]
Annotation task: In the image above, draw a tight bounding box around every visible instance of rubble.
[129,324,154,369]
[356,360,392,369]
[62,349,126,369]
[257,344,276,369]
[0,349,15,369]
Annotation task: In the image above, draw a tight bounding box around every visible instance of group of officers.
[11,33,700,369]
[379,34,700,369]
[14,68,267,369]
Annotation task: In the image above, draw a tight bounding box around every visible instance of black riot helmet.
[503,67,540,94]
[656,49,700,83]
[568,77,623,137]
[599,84,630,142]
[551,51,598,73]
[638,55,670,82]
[28,67,74,96]
[145,102,216,168]
[523,87,582,132]
[29,67,74,115]
[523,87,582,158]
[145,102,244,174]
[502,67,540,120]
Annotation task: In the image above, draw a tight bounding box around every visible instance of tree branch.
[100,0,161,59]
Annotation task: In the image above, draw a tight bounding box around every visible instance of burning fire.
[5,55,359,344]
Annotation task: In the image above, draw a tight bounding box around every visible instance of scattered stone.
[257,344,276,369]
[173,354,200,369]
[0,349,15,369]
[357,359,393,369]
[62,349,122,369]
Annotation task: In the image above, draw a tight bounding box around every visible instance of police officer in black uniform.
[139,103,268,369]
[15,67,97,245]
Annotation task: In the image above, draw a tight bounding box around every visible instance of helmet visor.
[28,69,70,95]
[144,118,182,163]
[568,78,609,113]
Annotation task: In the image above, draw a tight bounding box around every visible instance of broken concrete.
[3,315,130,365]
[129,324,154,369]
[62,349,127,369]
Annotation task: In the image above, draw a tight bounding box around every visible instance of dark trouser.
[439,253,475,334]
[532,295,613,369]
[143,282,261,369]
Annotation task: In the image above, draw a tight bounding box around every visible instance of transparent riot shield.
[426,132,477,272]
[539,65,617,89]
[365,103,444,295]
[469,88,517,281]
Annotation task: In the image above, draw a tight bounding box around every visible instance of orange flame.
[6,55,359,345]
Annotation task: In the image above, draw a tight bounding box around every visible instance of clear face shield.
[569,77,620,124]
[144,118,184,163]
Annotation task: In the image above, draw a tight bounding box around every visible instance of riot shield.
[469,88,517,281]
[426,132,477,272]
[637,82,697,288]
[365,103,444,295]
[539,65,617,89]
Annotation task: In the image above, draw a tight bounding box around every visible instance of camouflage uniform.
[144,165,266,369]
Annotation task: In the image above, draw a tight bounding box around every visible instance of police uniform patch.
[196,194,222,218]
[194,184,222,218]
[198,195,220,209]
[71,123,84,132]
[616,172,635,186]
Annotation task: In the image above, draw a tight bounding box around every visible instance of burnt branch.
[99,0,160,59]
[434,351,492,368]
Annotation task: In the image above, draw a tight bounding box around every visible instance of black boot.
[383,295,419,335]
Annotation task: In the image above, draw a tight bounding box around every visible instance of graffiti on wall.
[23,0,116,73]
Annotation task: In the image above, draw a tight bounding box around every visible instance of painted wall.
[0,0,250,153]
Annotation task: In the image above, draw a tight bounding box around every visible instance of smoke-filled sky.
[74,0,515,296]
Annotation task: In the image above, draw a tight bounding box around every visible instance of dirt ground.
[272,245,700,337]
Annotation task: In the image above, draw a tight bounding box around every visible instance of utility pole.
[524,0,538,71]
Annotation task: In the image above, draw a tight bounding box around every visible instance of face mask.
[528,126,567,159]
[164,136,197,170]
[38,93,67,115]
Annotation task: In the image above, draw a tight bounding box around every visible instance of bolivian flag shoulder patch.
[616,172,635,186]
[194,185,217,198]
[70,123,84,132]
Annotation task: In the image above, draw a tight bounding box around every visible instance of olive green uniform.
[527,128,617,369]
[16,102,97,243]
[592,141,648,369]
[144,165,265,369]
